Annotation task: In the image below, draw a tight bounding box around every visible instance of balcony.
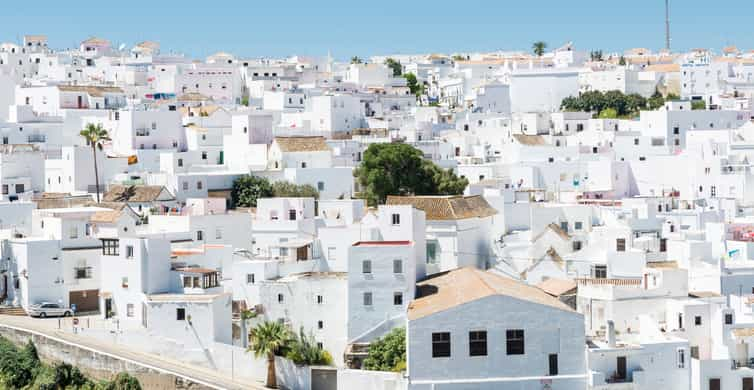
[732,359,754,369]
[135,129,151,137]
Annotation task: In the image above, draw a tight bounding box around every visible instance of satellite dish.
[118,43,126,51]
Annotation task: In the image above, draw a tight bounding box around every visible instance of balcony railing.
[135,129,151,137]
[27,134,46,143]
[733,359,754,369]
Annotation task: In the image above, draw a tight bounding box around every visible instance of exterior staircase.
[0,307,27,316]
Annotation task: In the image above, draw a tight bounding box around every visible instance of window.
[197,230,203,241]
[560,221,568,232]
[362,260,372,274]
[121,277,129,288]
[393,292,403,306]
[127,304,134,317]
[591,265,607,279]
[506,329,525,355]
[469,331,487,356]
[725,313,733,325]
[573,241,582,251]
[393,259,403,274]
[427,242,437,264]
[432,332,451,358]
[201,152,207,160]
[15,184,24,193]
[695,316,702,326]
[317,320,323,329]
[660,238,667,252]
[574,221,583,230]
[125,245,134,258]
[690,346,699,359]
[616,238,626,252]
[182,182,189,191]
[278,293,284,303]
[289,209,297,221]
[176,308,186,321]
[69,226,78,239]
[677,348,685,368]
[363,292,372,306]
[215,228,222,239]
[634,138,639,145]
[197,181,203,190]
[102,239,119,255]
[549,354,559,375]
[301,162,307,168]
[391,213,400,225]
[246,274,255,284]
[0,185,6,194]
[316,295,323,304]
[317,181,325,191]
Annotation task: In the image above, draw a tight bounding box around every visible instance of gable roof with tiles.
[385,195,497,221]
[102,185,174,203]
[274,136,331,153]
[408,267,574,320]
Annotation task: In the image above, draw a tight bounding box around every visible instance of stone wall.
[0,324,216,390]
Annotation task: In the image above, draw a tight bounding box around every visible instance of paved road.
[0,315,267,390]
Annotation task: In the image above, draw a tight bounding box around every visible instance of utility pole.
[665,0,671,51]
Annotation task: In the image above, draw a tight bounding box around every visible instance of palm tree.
[249,321,291,389]
[350,56,363,64]
[532,41,547,57]
[79,123,110,203]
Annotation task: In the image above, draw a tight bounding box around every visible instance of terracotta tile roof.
[537,278,577,296]
[179,105,221,117]
[646,261,678,269]
[386,195,497,221]
[689,291,721,298]
[274,136,330,152]
[732,328,754,337]
[408,267,573,320]
[177,92,211,102]
[89,203,127,223]
[102,185,174,203]
[643,63,680,73]
[57,85,124,97]
[174,267,218,274]
[81,37,110,46]
[512,134,546,146]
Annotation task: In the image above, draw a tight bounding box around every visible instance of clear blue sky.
[2,0,752,60]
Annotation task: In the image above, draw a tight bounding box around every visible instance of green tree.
[80,123,111,203]
[363,327,406,372]
[403,72,423,96]
[350,56,363,64]
[618,56,627,66]
[353,143,467,206]
[598,108,618,119]
[239,309,257,349]
[692,100,707,110]
[104,372,142,390]
[648,89,665,110]
[249,321,293,389]
[231,175,273,208]
[272,181,320,199]
[532,41,547,57]
[590,50,603,61]
[451,54,467,62]
[384,58,402,77]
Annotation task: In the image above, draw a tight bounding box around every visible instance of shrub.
[362,327,406,372]
[284,328,332,366]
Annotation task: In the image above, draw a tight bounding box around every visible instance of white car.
[27,302,72,318]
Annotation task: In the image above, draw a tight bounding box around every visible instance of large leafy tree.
[231,175,274,208]
[354,143,468,206]
[384,58,402,77]
[363,327,406,372]
[403,72,423,96]
[248,321,292,389]
[79,123,111,203]
[532,41,547,57]
[560,90,648,117]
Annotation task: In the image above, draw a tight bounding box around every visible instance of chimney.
[607,320,616,348]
